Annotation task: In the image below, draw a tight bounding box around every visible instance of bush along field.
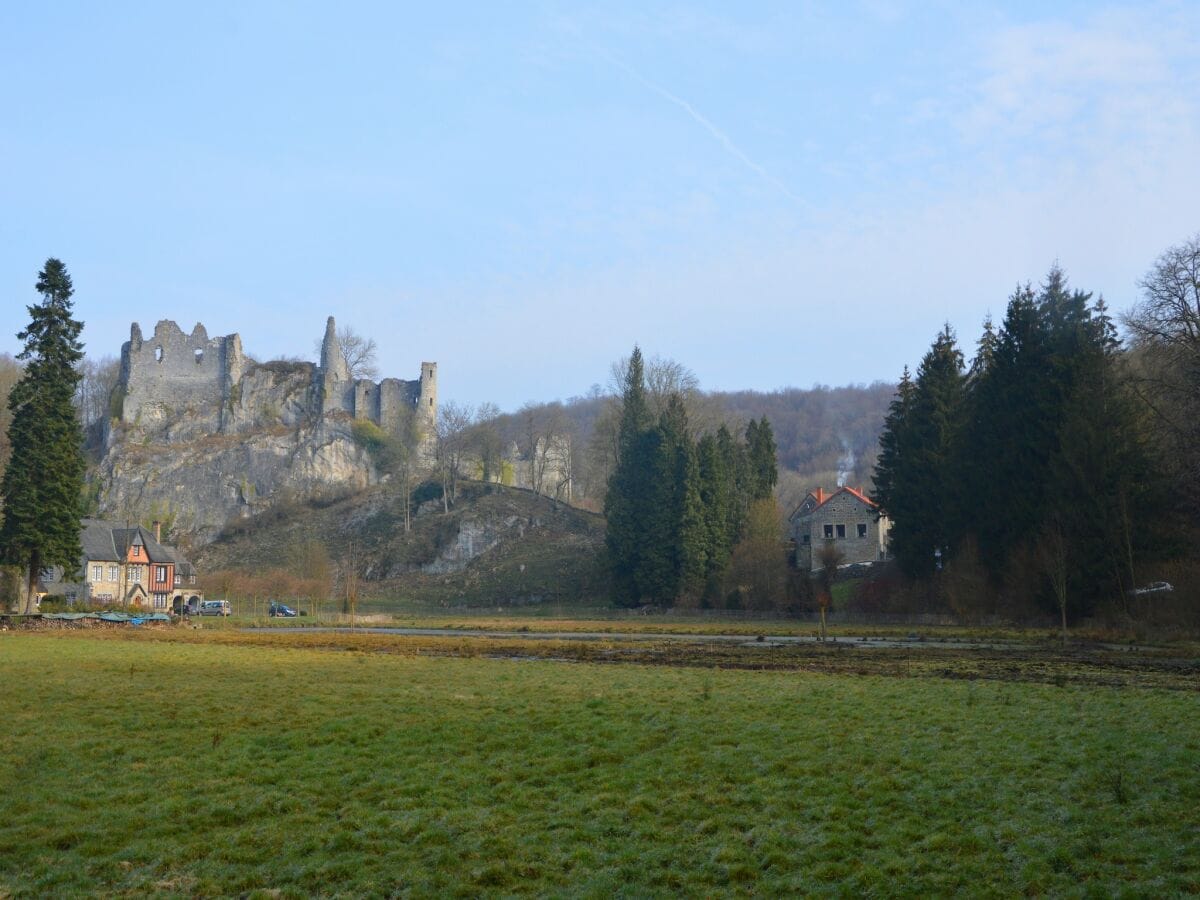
[1,633,1197,896]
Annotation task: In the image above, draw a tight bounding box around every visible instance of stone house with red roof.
[789,486,890,572]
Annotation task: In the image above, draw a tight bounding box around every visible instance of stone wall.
[120,321,244,428]
[792,489,889,571]
[116,316,436,438]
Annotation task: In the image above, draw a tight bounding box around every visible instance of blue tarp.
[40,612,172,622]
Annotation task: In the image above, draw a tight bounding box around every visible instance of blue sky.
[3,2,1198,409]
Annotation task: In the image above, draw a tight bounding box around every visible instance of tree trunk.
[23,548,41,615]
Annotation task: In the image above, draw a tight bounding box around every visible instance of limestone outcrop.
[96,317,436,544]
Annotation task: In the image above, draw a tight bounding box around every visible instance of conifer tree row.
[871,267,1171,621]
[604,346,778,606]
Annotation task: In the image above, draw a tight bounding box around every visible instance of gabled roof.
[790,485,878,520]
[81,519,121,562]
[80,519,195,571]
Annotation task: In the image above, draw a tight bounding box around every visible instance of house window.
[109,565,119,582]
[174,574,181,585]
[91,565,102,582]
[858,523,868,538]
[130,565,142,584]
[190,575,196,585]
[153,593,168,609]
[836,524,846,539]
[155,565,168,583]
[132,545,140,558]
[824,524,834,539]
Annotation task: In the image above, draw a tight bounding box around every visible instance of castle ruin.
[118,316,436,437]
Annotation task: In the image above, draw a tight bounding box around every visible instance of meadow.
[1,631,1197,896]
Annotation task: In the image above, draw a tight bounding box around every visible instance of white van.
[199,600,231,617]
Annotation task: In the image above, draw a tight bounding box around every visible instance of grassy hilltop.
[196,480,607,610]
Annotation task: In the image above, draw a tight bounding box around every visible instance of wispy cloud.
[599,50,807,207]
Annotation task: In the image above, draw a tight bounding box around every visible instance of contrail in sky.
[600,51,804,205]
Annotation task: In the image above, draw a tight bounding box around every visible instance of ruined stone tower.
[117,316,437,439]
[317,316,354,416]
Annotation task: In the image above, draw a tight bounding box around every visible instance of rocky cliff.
[95,316,437,545]
[97,361,379,542]
[195,480,606,606]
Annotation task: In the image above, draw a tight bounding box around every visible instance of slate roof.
[80,518,196,573]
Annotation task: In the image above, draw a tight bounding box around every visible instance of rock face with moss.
[95,318,436,544]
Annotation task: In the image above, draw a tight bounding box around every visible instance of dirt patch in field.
[45,625,1200,691]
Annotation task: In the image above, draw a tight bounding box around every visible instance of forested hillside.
[479,381,894,511]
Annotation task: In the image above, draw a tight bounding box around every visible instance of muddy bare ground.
[36,624,1199,692]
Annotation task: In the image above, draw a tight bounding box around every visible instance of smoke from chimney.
[836,439,856,488]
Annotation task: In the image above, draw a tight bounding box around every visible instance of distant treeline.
[481,380,893,510]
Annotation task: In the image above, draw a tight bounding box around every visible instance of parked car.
[1129,581,1174,596]
[269,601,297,618]
[199,599,231,616]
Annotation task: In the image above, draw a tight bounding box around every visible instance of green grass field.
[1,633,1197,896]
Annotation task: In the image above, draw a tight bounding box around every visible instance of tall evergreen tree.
[965,284,1058,577]
[1047,294,1170,615]
[746,416,779,500]
[880,327,965,578]
[716,423,749,546]
[1,259,86,613]
[871,366,914,521]
[659,395,707,600]
[604,346,654,605]
[696,433,732,581]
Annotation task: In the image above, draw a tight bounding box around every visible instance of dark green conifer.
[604,346,654,606]
[1,259,86,613]
[746,416,778,500]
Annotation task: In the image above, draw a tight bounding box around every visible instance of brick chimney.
[153,521,161,542]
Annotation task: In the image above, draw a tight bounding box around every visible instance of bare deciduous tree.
[1123,233,1200,512]
[314,325,378,380]
[470,402,505,484]
[435,400,474,510]
[1038,517,1070,644]
[520,401,573,500]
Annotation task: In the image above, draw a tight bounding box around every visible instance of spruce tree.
[696,433,732,581]
[965,284,1056,578]
[0,259,86,613]
[659,395,706,601]
[881,328,965,578]
[716,424,749,546]
[604,346,653,605]
[746,416,778,500]
[871,366,914,522]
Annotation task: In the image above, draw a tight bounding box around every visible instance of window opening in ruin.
[857,523,868,538]
[836,524,846,539]
[429,398,433,406]
[155,346,163,363]
[802,534,810,544]
[195,348,203,364]
[824,524,834,539]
